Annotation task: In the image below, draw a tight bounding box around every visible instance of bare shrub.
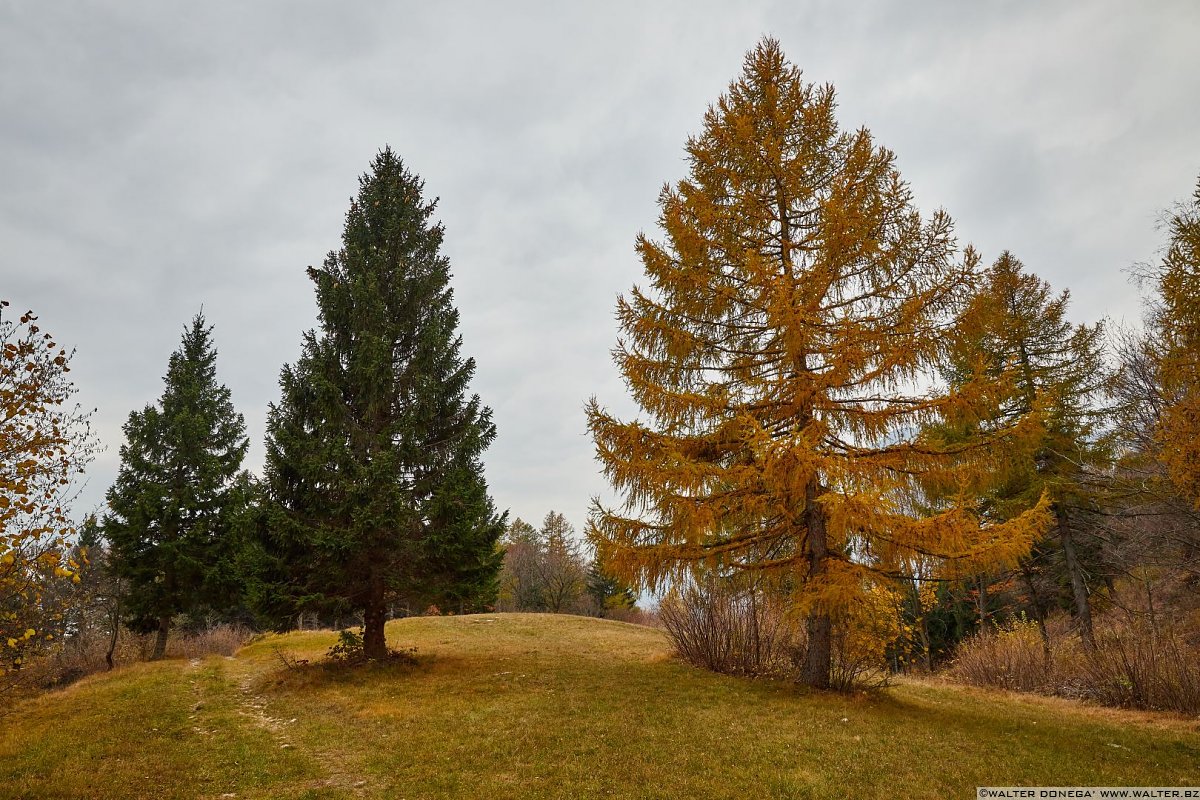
[949,617,1051,692]
[3,622,255,707]
[658,576,798,677]
[606,605,658,627]
[1069,624,1200,712]
[949,614,1200,713]
[660,574,905,690]
[164,624,253,660]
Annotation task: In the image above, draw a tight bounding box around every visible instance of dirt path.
[220,655,371,797]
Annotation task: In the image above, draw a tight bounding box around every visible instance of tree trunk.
[1018,559,1052,664]
[362,602,387,659]
[976,575,990,626]
[150,614,170,660]
[363,570,388,660]
[918,618,933,672]
[802,486,831,689]
[1057,508,1096,652]
[363,601,387,660]
[105,597,120,671]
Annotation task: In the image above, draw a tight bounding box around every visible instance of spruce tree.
[263,148,504,659]
[104,313,248,659]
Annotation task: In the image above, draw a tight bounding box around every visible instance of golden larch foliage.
[586,39,1050,687]
[1155,177,1200,505]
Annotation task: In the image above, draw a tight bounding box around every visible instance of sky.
[3,1,1199,539]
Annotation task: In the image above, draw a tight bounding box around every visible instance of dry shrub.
[948,617,1050,693]
[658,575,899,689]
[1066,623,1200,712]
[949,614,1200,713]
[659,576,798,677]
[603,605,658,627]
[164,624,253,660]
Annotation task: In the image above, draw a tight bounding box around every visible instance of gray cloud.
[2,0,1197,532]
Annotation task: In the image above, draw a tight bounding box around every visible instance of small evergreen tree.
[262,148,504,659]
[933,252,1108,650]
[586,560,637,617]
[104,313,248,659]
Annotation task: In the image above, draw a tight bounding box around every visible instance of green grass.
[2,614,1197,799]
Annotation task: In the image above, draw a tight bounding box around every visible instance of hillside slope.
[1,614,1196,799]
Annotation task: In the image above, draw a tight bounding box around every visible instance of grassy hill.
[1,614,1197,799]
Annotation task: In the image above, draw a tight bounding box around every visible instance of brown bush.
[659,575,902,690]
[948,614,1200,714]
[163,624,254,660]
[948,618,1051,693]
[658,576,799,677]
[1068,624,1200,712]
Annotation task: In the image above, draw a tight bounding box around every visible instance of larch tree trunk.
[1018,558,1052,663]
[802,484,832,689]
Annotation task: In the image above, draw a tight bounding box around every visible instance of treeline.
[495,512,638,619]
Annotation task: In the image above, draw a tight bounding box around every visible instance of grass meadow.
[2,614,1197,799]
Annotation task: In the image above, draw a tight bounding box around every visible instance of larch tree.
[104,313,248,660]
[586,39,1049,688]
[1,303,96,675]
[262,148,504,660]
[935,252,1108,651]
[1154,176,1200,506]
[1100,177,1200,595]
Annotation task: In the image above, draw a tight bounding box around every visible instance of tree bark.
[363,601,387,660]
[1057,507,1096,652]
[802,485,831,689]
[1018,558,1052,664]
[105,597,120,671]
[363,571,388,660]
[976,575,990,626]
[150,614,170,660]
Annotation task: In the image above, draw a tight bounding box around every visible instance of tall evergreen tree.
[935,252,1108,650]
[586,39,1049,688]
[104,313,248,659]
[262,148,504,660]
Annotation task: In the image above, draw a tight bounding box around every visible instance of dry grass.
[1,613,1197,800]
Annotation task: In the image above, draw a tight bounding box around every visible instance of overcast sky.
[3,1,1198,537]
